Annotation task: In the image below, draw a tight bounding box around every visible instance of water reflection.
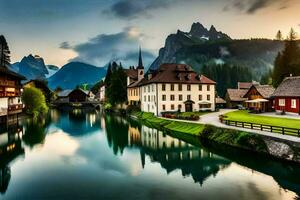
[0,109,299,199]
[0,125,24,194]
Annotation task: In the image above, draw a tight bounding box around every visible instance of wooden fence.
[221,119,300,137]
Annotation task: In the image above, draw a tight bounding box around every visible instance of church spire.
[137,46,144,69]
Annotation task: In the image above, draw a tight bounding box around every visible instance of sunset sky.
[1,0,300,68]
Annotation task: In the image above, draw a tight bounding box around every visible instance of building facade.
[272,76,300,115]
[127,47,144,106]
[0,67,25,123]
[138,64,216,116]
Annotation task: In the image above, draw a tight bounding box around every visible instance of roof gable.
[272,76,300,97]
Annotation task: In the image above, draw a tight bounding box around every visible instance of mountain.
[10,54,52,80]
[48,62,107,90]
[149,22,284,79]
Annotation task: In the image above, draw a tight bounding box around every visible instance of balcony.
[0,80,16,87]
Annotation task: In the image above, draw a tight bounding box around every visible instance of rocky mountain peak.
[189,22,207,36]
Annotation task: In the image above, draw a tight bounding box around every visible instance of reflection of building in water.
[128,124,141,147]
[0,125,24,194]
[138,125,231,185]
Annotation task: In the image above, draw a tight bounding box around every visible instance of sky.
[1,0,300,68]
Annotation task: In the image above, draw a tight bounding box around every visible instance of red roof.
[137,63,215,86]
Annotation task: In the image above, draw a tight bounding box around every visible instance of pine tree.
[275,30,283,41]
[0,35,11,68]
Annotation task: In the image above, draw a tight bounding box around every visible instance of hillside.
[48,62,106,90]
[150,22,284,79]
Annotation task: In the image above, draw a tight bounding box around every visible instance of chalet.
[243,84,275,112]
[138,63,216,116]
[127,47,144,106]
[56,90,72,103]
[272,76,300,115]
[216,96,226,109]
[225,89,248,108]
[68,88,90,103]
[0,67,26,123]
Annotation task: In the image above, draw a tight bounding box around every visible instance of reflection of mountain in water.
[0,125,24,194]
[53,109,101,137]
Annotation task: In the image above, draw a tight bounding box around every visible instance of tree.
[272,28,300,87]
[0,35,10,68]
[276,30,283,41]
[22,87,48,119]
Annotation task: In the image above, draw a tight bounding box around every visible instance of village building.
[55,88,94,104]
[225,81,260,108]
[0,67,26,124]
[127,47,144,106]
[243,84,275,112]
[138,63,216,116]
[215,96,226,109]
[272,76,300,115]
[98,82,106,102]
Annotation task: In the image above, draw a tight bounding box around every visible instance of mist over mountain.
[48,62,107,90]
[150,22,284,79]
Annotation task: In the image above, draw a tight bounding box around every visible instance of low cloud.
[224,0,290,14]
[59,26,155,67]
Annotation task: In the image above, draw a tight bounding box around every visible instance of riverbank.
[131,112,300,164]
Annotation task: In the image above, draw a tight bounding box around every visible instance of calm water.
[0,109,300,199]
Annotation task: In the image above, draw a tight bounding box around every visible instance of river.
[0,108,299,199]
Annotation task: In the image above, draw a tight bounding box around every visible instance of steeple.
[137,46,144,69]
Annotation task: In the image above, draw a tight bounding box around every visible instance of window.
[162,84,166,91]
[207,85,210,91]
[162,105,166,111]
[144,87,146,92]
[162,95,166,101]
[187,84,191,91]
[170,95,175,101]
[200,104,211,109]
[148,95,150,102]
[144,96,146,101]
[199,84,202,91]
[187,95,191,100]
[171,104,175,110]
[178,84,182,91]
[178,104,182,110]
[207,95,210,101]
[152,85,154,92]
[179,94,182,101]
[279,99,285,106]
[291,99,297,108]
[171,84,174,91]
[148,86,150,92]
[199,95,202,101]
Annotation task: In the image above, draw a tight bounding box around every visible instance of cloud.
[106,0,183,19]
[224,0,290,14]
[60,26,156,67]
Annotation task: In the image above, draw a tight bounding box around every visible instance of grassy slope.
[133,112,204,135]
[224,110,300,129]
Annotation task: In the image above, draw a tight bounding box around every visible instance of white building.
[138,64,216,116]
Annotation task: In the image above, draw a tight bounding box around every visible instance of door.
[185,103,193,112]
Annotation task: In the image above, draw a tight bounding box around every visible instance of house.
[0,66,26,124]
[243,84,275,112]
[127,47,144,106]
[23,79,52,102]
[216,96,226,109]
[225,81,260,108]
[272,76,300,115]
[138,63,216,116]
[68,88,90,103]
[98,82,106,102]
[56,90,72,103]
[225,89,248,108]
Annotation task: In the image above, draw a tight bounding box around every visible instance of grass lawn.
[132,112,204,136]
[224,110,300,129]
[177,111,211,118]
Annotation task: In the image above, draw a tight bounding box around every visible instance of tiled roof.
[58,90,72,97]
[272,76,300,97]
[254,85,275,99]
[238,82,253,89]
[0,66,26,80]
[226,89,248,102]
[216,97,226,104]
[137,63,216,86]
[124,69,138,80]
